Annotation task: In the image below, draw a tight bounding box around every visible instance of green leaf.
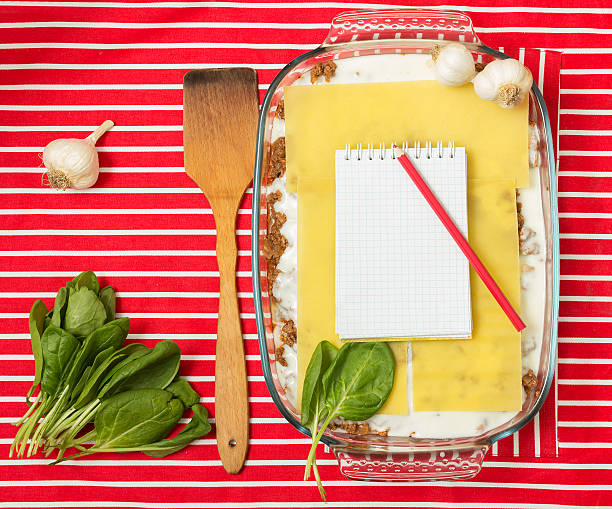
[303,341,395,501]
[301,341,338,496]
[26,299,48,401]
[73,343,147,409]
[98,340,181,400]
[98,345,151,387]
[50,287,68,328]
[143,404,211,457]
[87,317,130,354]
[63,318,129,398]
[165,379,200,408]
[91,346,116,373]
[71,365,92,401]
[94,389,184,449]
[64,287,107,337]
[99,286,116,323]
[322,342,395,422]
[70,271,100,295]
[61,323,103,391]
[71,347,113,402]
[300,340,338,429]
[43,309,53,331]
[40,326,79,396]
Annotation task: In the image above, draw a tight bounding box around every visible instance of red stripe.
[0,1,609,505]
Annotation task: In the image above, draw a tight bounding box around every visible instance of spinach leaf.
[64,287,107,337]
[97,345,151,388]
[70,271,100,295]
[301,341,338,429]
[43,309,53,331]
[71,366,92,401]
[35,326,103,444]
[99,286,116,322]
[40,326,79,396]
[73,343,147,409]
[50,287,68,328]
[143,404,211,457]
[94,389,183,449]
[300,341,338,497]
[165,379,200,407]
[87,317,130,354]
[50,343,181,457]
[60,323,103,390]
[321,342,395,421]
[26,299,48,401]
[90,346,116,373]
[71,347,113,402]
[303,341,395,501]
[98,340,181,399]
[300,341,338,500]
[55,392,211,462]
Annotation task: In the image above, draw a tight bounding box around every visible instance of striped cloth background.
[0,1,611,507]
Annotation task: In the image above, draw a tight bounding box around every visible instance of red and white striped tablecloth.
[0,1,611,507]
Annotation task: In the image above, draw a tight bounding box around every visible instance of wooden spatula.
[183,68,259,474]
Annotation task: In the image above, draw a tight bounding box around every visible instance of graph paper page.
[335,146,472,339]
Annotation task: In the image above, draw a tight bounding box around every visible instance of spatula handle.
[214,211,249,474]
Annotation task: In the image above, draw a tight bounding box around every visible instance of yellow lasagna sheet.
[412,178,523,412]
[284,81,529,192]
[296,176,407,415]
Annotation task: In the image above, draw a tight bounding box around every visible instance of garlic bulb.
[430,43,476,87]
[43,120,113,190]
[472,58,533,109]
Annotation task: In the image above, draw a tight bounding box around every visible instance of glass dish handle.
[332,443,489,481]
[323,9,481,46]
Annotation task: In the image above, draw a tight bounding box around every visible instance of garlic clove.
[43,120,113,190]
[431,42,476,87]
[472,58,533,109]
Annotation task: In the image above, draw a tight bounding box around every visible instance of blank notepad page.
[335,146,472,339]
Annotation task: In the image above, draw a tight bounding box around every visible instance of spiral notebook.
[335,143,472,340]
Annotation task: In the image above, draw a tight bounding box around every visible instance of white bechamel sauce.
[292,53,436,86]
[517,124,547,373]
[269,54,547,438]
[268,174,298,324]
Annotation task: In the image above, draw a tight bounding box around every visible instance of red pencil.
[393,146,526,333]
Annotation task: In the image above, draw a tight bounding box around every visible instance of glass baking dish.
[251,9,559,480]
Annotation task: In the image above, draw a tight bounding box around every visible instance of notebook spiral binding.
[344,140,456,161]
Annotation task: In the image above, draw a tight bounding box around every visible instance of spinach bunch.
[301,341,395,500]
[55,381,211,462]
[11,271,211,462]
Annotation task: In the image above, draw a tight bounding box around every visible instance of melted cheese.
[285,80,529,192]
[296,176,407,415]
[411,178,522,412]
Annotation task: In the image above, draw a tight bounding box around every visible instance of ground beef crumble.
[264,137,289,292]
[267,189,282,207]
[310,60,337,84]
[263,206,287,290]
[268,137,286,184]
[517,201,525,233]
[280,320,297,347]
[522,369,538,394]
[275,345,288,367]
[329,421,389,437]
[276,99,284,119]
